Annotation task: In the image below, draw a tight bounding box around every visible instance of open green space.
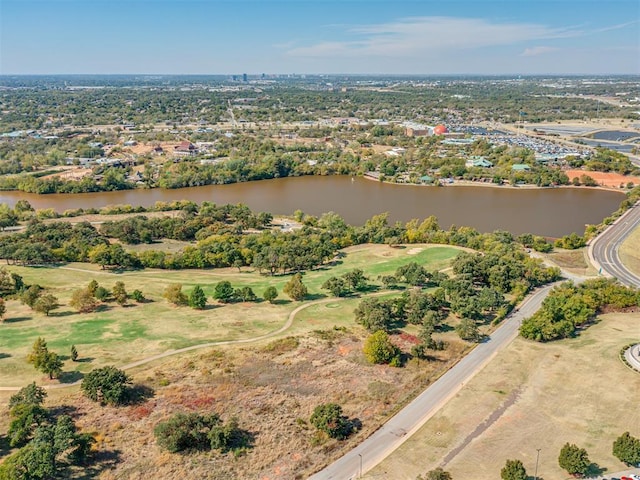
[0,244,460,386]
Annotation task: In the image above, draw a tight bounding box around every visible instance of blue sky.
[1,0,638,75]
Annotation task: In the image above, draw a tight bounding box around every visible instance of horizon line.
[1,72,639,77]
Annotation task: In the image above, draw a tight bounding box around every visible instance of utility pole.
[358,453,363,478]
[534,448,541,480]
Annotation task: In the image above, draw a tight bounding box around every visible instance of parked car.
[629,475,640,480]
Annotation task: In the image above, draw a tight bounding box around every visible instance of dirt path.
[0,292,387,392]
[440,387,522,466]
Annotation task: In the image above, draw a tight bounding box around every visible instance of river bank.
[361,171,633,193]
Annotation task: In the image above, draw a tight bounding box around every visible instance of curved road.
[589,201,640,287]
[308,203,640,480]
[309,284,557,480]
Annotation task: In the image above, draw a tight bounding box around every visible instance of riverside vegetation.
[0,200,638,478]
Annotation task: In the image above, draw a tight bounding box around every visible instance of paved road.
[309,284,557,480]
[589,201,640,287]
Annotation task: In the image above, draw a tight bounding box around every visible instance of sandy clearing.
[565,169,640,187]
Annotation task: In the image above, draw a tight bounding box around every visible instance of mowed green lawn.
[0,244,460,386]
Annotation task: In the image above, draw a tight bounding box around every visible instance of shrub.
[154,412,219,453]
[70,288,99,313]
[81,366,132,406]
[154,413,252,454]
[130,289,145,302]
[164,284,187,306]
[363,330,401,365]
[94,286,110,301]
[310,403,353,440]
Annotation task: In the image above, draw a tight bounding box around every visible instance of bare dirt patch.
[565,169,640,188]
[41,166,92,181]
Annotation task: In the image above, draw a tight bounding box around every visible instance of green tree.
[112,281,128,306]
[613,432,640,466]
[8,403,48,447]
[263,286,278,303]
[455,318,482,342]
[40,352,63,379]
[26,338,49,371]
[309,403,352,440]
[213,281,235,303]
[130,289,145,302]
[416,467,453,480]
[163,283,188,306]
[20,285,43,309]
[0,297,5,321]
[9,382,47,410]
[558,442,590,476]
[87,279,99,296]
[237,286,257,302]
[2,414,94,478]
[342,268,368,291]
[70,288,99,313]
[70,345,78,362]
[189,285,207,309]
[363,330,401,365]
[81,366,132,406]
[354,297,395,332]
[33,294,60,316]
[283,273,308,301]
[501,459,527,480]
[94,286,110,301]
[322,276,349,297]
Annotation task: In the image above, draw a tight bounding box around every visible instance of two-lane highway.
[311,201,640,480]
[589,201,640,287]
[309,284,557,480]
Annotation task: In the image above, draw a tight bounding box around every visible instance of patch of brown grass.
[370,313,640,480]
[619,225,640,278]
[0,328,472,479]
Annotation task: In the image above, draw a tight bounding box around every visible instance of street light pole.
[534,448,541,480]
[358,453,363,478]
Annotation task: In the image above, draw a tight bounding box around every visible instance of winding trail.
[0,295,343,392]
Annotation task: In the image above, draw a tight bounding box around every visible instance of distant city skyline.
[1,0,639,75]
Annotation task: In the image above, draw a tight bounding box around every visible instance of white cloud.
[520,46,560,57]
[287,16,583,58]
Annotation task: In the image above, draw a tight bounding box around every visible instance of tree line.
[0,202,569,274]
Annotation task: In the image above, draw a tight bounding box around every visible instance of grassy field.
[619,225,640,277]
[543,248,597,277]
[0,244,460,386]
[367,312,640,480]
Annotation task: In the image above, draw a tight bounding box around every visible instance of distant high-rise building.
[243,73,248,82]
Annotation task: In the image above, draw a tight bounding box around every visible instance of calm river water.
[0,176,624,237]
